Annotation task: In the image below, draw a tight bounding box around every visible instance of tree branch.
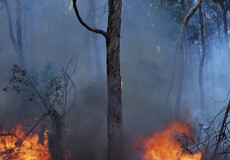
[72,0,108,39]
[183,0,202,26]
[211,100,230,159]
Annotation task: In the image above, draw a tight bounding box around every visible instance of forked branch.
[183,0,202,25]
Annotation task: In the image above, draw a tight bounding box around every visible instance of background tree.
[2,0,25,67]
[2,60,77,160]
[213,0,230,43]
[175,0,202,114]
[199,3,206,109]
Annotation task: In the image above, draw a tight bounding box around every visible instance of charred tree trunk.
[72,0,123,159]
[199,4,206,109]
[48,110,64,160]
[106,1,123,159]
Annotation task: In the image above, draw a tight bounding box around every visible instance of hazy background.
[0,0,230,159]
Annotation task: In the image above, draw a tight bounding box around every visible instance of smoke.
[0,0,230,159]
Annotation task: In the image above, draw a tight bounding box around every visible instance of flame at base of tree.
[135,121,202,160]
[0,125,51,160]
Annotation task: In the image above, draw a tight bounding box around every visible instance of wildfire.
[0,124,51,160]
[135,121,202,160]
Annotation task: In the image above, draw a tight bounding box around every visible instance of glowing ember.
[135,121,202,160]
[0,125,51,160]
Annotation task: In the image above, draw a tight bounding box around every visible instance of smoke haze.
[0,0,230,159]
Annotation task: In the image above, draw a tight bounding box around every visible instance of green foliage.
[146,0,224,44]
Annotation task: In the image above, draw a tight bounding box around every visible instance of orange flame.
[0,125,51,160]
[136,121,202,160]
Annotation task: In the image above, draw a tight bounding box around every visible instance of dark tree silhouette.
[72,0,123,159]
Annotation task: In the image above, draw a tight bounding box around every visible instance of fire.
[0,124,51,160]
[136,121,202,160]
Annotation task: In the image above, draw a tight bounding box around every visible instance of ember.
[0,125,51,160]
[135,121,202,160]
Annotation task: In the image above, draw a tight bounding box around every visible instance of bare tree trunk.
[48,110,64,160]
[3,0,25,67]
[2,0,17,52]
[175,24,185,114]
[72,0,123,159]
[199,4,206,109]
[164,0,187,109]
[175,0,202,114]
[106,1,123,159]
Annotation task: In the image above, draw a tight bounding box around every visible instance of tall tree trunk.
[72,0,123,159]
[3,0,25,67]
[175,24,185,114]
[106,1,123,159]
[199,4,206,109]
[175,0,202,114]
[164,0,187,109]
[3,0,17,52]
[48,110,64,160]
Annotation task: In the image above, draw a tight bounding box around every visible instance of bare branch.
[72,0,108,39]
[211,100,230,159]
[183,0,202,26]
